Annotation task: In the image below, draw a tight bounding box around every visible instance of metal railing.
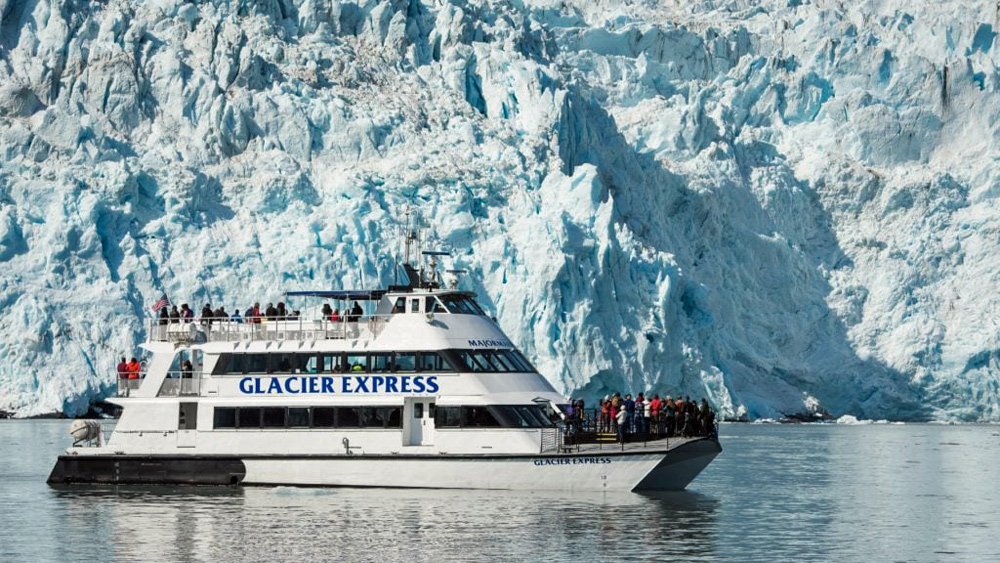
[560,406,718,447]
[147,315,392,344]
[540,427,565,453]
[116,371,203,397]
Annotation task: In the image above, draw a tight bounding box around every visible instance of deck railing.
[147,315,392,344]
[116,371,203,397]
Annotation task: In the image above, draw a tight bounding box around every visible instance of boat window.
[462,406,501,427]
[245,354,268,374]
[312,407,335,428]
[426,297,446,313]
[419,352,454,372]
[386,407,402,428]
[370,353,392,373]
[409,298,420,313]
[455,350,489,372]
[490,405,554,428]
[212,354,232,375]
[512,351,536,372]
[337,407,361,427]
[214,407,236,429]
[437,294,486,315]
[393,297,406,313]
[361,407,384,428]
[322,354,342,373]
[435,406,462,427]
[287,407,310,428]
[395,353,417,372]
[493,351,518,372]
[262,407,285,428]
[272,354,300,374]
[413,403,423,418]
[302,355,319,374]
[346,354,367,372]
[228,354,245,374]
[517,405,551,427]
[237,407,261,428]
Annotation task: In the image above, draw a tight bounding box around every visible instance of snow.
[2,0,1000,421]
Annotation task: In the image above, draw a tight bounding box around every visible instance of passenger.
[181,303,193,322]
[253,302,262,324]
[350,301,363,322]
[214,305,226,320]
[231,309,243,324]
[351,361,364,372]
[650,394,662,434]
[664,396,675,436]
[623,393,635,434]
[201,304,214,326]
[322,304,333,319]
[615,406,627,443]
[181,359,194,379]
[642,394,652,435]
[289,310,299,320]
[276,302,287,320]
[126,357,142,379]
[116,356,128,380]
[158,307,169,326]
[331,308,341,322]
[169,305,181,324]
[265,302,277,321]
[600,396,610,433]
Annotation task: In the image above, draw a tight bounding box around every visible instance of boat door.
[406,398,435,446]
[178,402,198,448]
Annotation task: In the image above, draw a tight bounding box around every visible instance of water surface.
[2,421,998,562]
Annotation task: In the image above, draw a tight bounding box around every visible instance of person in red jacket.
[116,356,128,380]
[126,357,142,379]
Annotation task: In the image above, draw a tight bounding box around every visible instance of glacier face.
[1,0,999,420]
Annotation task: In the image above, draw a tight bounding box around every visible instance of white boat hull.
[49,439,721,492]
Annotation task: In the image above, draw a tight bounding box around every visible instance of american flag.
[151,293,171,312]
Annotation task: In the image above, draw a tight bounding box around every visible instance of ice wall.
[2,0,999,420]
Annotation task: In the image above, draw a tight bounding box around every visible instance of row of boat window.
[214,406,403,430]
[211,349,535,375]
[211,404,555,430]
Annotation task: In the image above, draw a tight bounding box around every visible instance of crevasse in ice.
[1,0,998,420]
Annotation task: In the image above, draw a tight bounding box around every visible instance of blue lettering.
[268,378,283,394]
[254,378,264,394]
[239,377,253,394]
[426,376,439,394]
[308,377,318,394]
[321,377,335,393]
[400,376,411,393]
[284,377,299,394]
[371,376,384,393]
[342,377,352,393]
[413,376,426,393]
[355,376,370,393]
[385,376,399,393]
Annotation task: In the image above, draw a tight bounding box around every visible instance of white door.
[178,403,198,448]
[406,399,435,446]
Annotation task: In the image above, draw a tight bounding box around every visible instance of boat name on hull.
[239,375,440,395]
[532,457,612,466]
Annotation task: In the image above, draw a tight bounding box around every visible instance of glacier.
[1,0,999,420]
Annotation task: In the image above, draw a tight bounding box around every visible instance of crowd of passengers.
[156,301,366,326]
[562,392,717,441]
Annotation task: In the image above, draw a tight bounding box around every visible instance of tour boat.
[48,239,721,492]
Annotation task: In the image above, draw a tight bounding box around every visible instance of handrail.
[115,371,203,397]
[560,406,718,444]
[147,314,395,344]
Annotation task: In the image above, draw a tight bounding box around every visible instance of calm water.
[1,421,998,562]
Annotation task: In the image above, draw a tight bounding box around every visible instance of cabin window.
[426,297,446,313]
[462,406,501,427]
[214,407,237,428]
[492,352,517,372]
[360,407,383,428]
[322,354,342,373]
[212,354,232,375]
[245,354,268,374]
[271,354,300,374]
[287,408,310,428]
[237,407,261,428]
[262,407,285,428]
[302,355,319,374]
[337,407,361,427]
[435,406,462,428]
[393,297,406,313]
[312,407,335,427]
[437,294,486,315]
[346,354,367,372]
[409,298,421,313]
[419,352,453,372]
[228,354,245,374]
[395,353,417,372]
[370,353,392,373]
[491,405,553,428]
[386,407,402,428]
